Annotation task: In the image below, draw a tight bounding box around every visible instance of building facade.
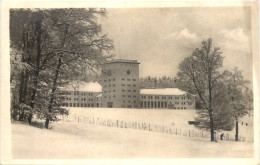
[101,59,140,108]
[140,88,195,110]
[62,81,102,107]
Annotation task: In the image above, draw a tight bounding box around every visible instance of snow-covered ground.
[65,108,254,141]
[12,122,253,159]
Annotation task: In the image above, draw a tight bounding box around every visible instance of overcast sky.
[100,7,252,82]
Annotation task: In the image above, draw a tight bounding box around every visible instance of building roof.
[96,93,102,97]
[64,81,102,92]
[106,59,140,64]
[140,88,188,96]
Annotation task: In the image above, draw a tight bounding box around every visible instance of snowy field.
[12,122,253,159]
[65,108,254,141]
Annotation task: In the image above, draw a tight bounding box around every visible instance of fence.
[58,114,253,143]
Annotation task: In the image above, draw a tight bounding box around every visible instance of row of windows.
[104,78,116,82]
[66,92,94,96]
[103,95,138,99]
[63,103,97,107]
[122,90,137,92]
[141,101,167,108]
[141,95,191,100]
[104,84,137,88]
[104,78,137,82]
[104,90,116,93]
[141,101,191,109]
[122,95,137,98]
[121,78,137,81]
[67,98,94,101]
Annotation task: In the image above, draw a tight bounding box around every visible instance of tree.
[10,9,114,128]
[223,67,253,141]
[175,38,227,141]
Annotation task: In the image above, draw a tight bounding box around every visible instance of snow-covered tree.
[175,38,226,141]
[223,67,253,141]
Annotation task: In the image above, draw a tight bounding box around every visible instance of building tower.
[101,59,140,108]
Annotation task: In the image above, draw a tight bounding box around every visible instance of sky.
[100,7,252,82]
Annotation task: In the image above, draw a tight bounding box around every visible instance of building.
[140,88,195,110]
[101,59,140,108]
[61,59,195,110]
[62,81,102,107]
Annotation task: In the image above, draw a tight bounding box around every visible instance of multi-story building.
[101,59,140,108]
[140,88,195,110]
[62,81,102,107]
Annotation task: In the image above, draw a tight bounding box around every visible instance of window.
[127,70,130,75]
[122,78,125,80]
[88,104,90,107]
[127,84,131,87]
[127,90,131,92]
[73,103,76,107]
[81,103,83,107]
[133,95,136,98]
[155,102,157,108]
[133,90,136,92]
[113,84,116,87]
[109,85,111,87]
[148,101,150,108]
[77,103,79,107]
[165,102,167,108]
[144,101,146,107]
[122,90,125,92]
[109,79,111,81]
[158,102,160,108]
[122,95,126,97]
[128,95,131,97]
[113,90,116,92]
[127,78,131,81]
[141,101,143,108]
[113,78,115,81]
[161,102,164,108]
[84,103,87,107]
[133,84,136,87]
[104,85,107,88]
[113,95,116,98]
[70,103,72,107]
[151,102,153,108]
[122,84,125,86]
[133,79,136,81]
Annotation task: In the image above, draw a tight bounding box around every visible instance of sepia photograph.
[0,1,259,165]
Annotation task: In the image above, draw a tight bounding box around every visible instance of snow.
[12,122,253,159]
[140,88,187,96]
[64,81,102,92]
[66,108,254,142]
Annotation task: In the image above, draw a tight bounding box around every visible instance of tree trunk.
[209,112,214,141]
[45,118,49,129]
[235,117,239,141]
[28,12,43,125]
[46,57,62,127]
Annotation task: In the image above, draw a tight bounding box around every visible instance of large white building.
[62,59,196,110]
[140,88,195,109]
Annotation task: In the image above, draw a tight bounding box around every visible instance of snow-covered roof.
[64,81,102,92]
[96,93,102,97]
[140,88,188,96]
